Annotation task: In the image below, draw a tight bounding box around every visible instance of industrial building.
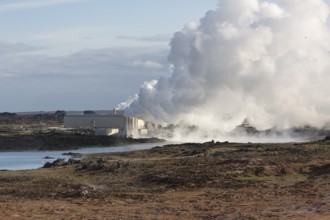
[63,110,147,137]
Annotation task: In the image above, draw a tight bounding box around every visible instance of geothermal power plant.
[64,109,147,138]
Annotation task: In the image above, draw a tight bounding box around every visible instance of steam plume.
[122,0,330,138]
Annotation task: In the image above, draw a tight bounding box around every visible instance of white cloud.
[25,26,120,56]
[0,42,41,56]
[0,43,169,111]
[0,0,86,12]
[117,34,171,42]
[131,60,163,69]
[0,45,167,77]
[32,27,109,42]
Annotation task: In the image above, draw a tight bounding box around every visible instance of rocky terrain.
[0,131,162,151]
[0,140,329,219]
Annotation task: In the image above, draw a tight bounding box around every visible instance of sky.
[0,0,218,112]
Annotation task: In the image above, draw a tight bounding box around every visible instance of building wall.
[64,115,126,128]
[64,114,146,137]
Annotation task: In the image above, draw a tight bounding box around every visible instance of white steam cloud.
[122,0,330,139]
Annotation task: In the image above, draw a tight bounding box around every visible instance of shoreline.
[0,142,164,171]
[0,132,164,152]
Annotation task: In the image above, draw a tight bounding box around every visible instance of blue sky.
[0,0,218,112]
[0,0,218,55]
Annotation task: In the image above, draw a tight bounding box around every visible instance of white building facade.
[64,111,147,137]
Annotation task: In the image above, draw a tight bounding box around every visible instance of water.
[0,143,162,170]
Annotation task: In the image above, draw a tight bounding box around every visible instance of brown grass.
[0,141,329,219]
